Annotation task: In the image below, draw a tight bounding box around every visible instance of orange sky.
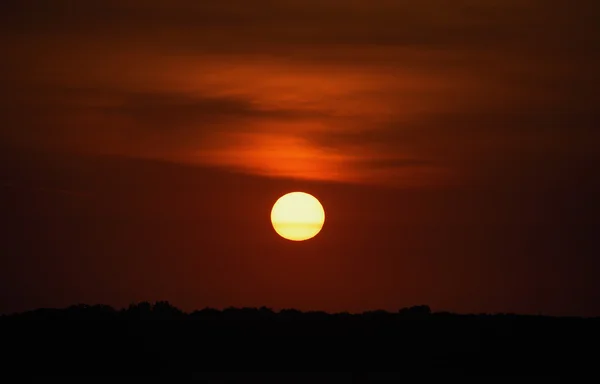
[4,0,598,187]
[1,0,599,316]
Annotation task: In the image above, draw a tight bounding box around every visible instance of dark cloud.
[3,0,599,54]
[1,0,599,186]
[100,90,329,129]
[354,158,434,170]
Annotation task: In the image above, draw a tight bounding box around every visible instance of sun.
[270,192,325,241]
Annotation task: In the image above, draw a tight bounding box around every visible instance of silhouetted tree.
[153,301,183,319]
[126,301,153,319]
[399,305,431,316]
[1,302,597,376]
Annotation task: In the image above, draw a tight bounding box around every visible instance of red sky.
[1,0,599,316]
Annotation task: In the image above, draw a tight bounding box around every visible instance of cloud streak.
[1,0,598,187]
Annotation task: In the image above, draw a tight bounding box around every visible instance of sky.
[1,0,599,316]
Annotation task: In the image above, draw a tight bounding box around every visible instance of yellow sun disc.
[270,192,325,241]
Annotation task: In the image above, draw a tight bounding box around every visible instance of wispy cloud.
[1,0,598,187]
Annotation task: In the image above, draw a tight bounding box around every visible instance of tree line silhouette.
[1,302,598,376]
[2,301,434,320]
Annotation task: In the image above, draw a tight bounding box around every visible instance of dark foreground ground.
[1,303,598,378]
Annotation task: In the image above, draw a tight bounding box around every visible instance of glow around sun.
[270,192,325,241]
